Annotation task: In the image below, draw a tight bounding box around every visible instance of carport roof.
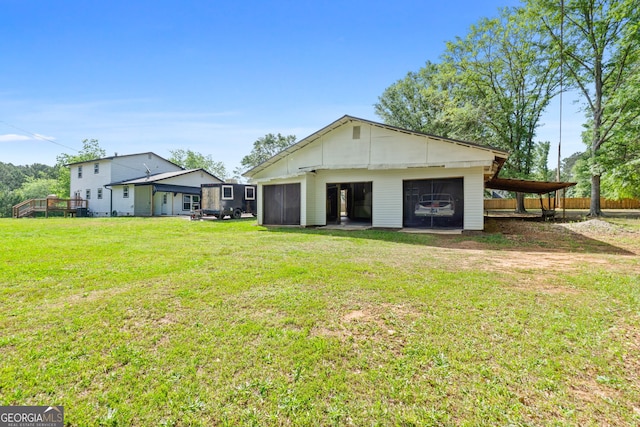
[485,177,576,194]
[108,168,222,186]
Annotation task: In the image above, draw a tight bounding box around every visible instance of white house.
[243,115,509,231]
[68,152,222,216]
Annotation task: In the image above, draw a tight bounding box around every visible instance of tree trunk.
[515,192,527,213]
[589,174,602,217]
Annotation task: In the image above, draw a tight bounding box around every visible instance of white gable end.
[246,115,509,231]
[251,120,499,180]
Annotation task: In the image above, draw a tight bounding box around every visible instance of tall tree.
[168,149,228,180]
[374,61,489,142]
[240,133,297,171]
[445,7,562,212]
[598,60,640,199]
[56,139,106,198]
[528,0,640,215]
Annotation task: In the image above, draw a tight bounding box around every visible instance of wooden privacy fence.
[484,197,640,210]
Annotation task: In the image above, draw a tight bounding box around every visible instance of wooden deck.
[13,197,89,218]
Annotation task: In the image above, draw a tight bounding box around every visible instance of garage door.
[403,178,463,228]
[263,183,301,225]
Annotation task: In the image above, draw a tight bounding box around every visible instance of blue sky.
[0,0,584,172]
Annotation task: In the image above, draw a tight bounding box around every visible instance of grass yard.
[1,216,639,426]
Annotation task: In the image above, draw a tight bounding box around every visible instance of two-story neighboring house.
[67,152,222,216]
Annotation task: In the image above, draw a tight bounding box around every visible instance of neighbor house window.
[97,188,103,199]
[183,195,200,211]
[245,186,255,200]
[78,166,83,178]
[123,186,129,198]
[86,189,91,199]
[222,185,233,200]
[94,163,99,174]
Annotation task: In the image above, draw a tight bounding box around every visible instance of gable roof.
[65,152,182,169]
[243,115,509,178]
[109,168,222,186]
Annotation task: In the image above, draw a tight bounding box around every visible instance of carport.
[485,177,577,219]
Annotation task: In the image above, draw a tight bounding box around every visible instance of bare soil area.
[431,216,640,289]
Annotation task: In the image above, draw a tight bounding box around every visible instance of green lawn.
[1,217,639,426]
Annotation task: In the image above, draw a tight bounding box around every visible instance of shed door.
[263,183,301,225]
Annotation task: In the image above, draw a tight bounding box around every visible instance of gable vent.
[352,125,361,140]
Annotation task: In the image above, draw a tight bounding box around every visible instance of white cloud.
[0,133,31,142]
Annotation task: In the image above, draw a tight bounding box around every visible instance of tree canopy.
[168,149,228,181]
[55,139,106,198]
[240,133,297,171]
[0,162,58,217]
[376,6,561,212]
[527,0,640,215]
[376,0,640,209]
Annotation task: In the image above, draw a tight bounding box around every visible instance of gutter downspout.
[104,185,113,217]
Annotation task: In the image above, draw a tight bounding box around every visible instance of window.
[162,194,167,204]
[94,163,99,174]
[123,186,129,198]
[245,186,255,200]
[78,166,83,178]
[86,189,91,199]
[183,195,200,211]
[97,188,103,199]
[222,185,233,200]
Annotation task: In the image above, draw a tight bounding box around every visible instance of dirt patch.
[311,303,423,344]
[508,276,584,295]
[424,217,640,276]
[489,251,612,272]
[342,310,367,322]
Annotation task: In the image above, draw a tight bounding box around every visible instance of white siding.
[153,171,220,187]
[252,122,497,180]
[371,172,403,228]
[463,167,486,230]
[250,118,506,231]
[70,160,113,216]
[304,173,316,227]
[110,153,179,183]
[303,166,485,229]
[112,186,135,216]
[257,167,488,229]
[69,153,183,217]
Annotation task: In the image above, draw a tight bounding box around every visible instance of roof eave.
[243,115,509,178]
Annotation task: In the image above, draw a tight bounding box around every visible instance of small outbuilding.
[243,115,509,231]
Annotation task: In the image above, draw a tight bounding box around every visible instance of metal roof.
[65,152,182,169]
[485,177,576,194]
[108,168,222,186]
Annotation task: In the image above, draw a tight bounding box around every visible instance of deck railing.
[12,197,88,218]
